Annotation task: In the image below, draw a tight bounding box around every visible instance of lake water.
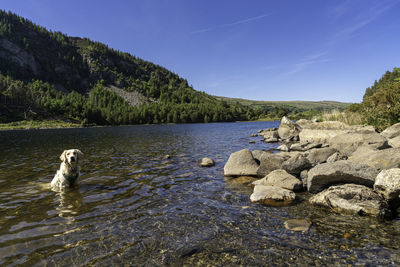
[0,122,400,266]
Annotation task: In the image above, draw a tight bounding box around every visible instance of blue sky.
[2,0,400,102]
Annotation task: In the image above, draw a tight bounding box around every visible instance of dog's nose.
[70,157,76,162]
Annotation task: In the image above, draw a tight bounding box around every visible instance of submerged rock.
[307,160,378,193]
[252,169,303,192]
[229,176,259,185]
[224,149,259,177]
[309,184,392,219]
[284,219,312,232]
[199,157,215,167]
[250,185,296,206]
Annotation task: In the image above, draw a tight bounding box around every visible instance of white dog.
[51,149,84,190]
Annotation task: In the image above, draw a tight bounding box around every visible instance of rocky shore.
[224,117,400,220]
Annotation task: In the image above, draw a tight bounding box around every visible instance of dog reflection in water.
[51,149,84,190]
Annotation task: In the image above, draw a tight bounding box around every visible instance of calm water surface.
[0,122,400,266]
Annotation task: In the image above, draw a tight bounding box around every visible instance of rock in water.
[256,152,287,177]
[199,157,215,167]
[307,160,378,193]
[253,169,303,192]
[374,168,400,201]
[224,149,259,176]
[282,153,312,175]
[284,219,312,232]
[309,184,392,219]
[250,185,296,206]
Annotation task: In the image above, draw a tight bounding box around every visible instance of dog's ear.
[75,149,84,160]
[60,150,67,162]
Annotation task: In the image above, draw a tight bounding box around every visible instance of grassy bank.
[0,120,83,131]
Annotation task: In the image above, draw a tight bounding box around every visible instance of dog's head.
[60,149,84,165]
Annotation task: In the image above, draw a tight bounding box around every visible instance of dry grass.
[319,109,365,125]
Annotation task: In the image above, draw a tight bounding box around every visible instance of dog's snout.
[70,157,76,162]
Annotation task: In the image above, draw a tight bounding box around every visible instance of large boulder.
[348,146,400,171]
[380,122,400,139]
[309,184,392,219]
[307,147,337,166]
[250,185,296,206]
[256,152,287,177]
[252,169,303,192]
[299,121,375,145]
[329,132,388,157]
[307,160,378,193]
[374,168,400,201]
[224,149,259,177]
[282,153,312,175]
[278,116,301,141]
[388,136,400,148]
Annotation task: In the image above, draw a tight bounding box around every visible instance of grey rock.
[261,128,279,143]
[388,136,400,148]
[380,122,400,139]
[309,184,392,218]
[256,152,286,177]
[282,153,312,175]
[277,144,289,151]
[299,121,376,144]
[307,147,337,166]
[250,185,296,206]
[307,160,378,193]
[228,176,259,185]
[300,170,308,189]
[199,157,215,167]
[290,143,305,151]
[303,143,323,150]
[252,169,303,192]
[251,150,266,163]
[224,149,259,177]
[278,116,301,141]
[374,168,400,201]
[348,146,400,171]
[326,152,346,163]
[329,132,388,157]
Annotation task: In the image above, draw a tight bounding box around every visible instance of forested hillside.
[0,10,255,125]
[346,67,400,131]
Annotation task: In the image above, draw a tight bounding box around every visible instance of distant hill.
[216,96,352,120]
[0,10,254,125]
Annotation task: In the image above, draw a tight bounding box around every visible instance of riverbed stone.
[277,144,289,151]
[229,176,259,185]
[252,169,303,192]
[329,132,388,157]
[224,149,259,177]
[256,152,287,177]
[348,146,400,171]
[309,184,392,218]
[307,147,337,166]
[307,160,378,193]
[374,168,400,201]
[278,116,301,141]
[282,153,312,175]
[284,219,312,232]
[261,128,279,143]
[199,157,215,167]
[250,185,296,206]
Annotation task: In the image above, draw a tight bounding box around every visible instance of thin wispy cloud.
[277,52,330,79]
[191,13,270,34]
